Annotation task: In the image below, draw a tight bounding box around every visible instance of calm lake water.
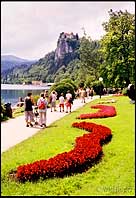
[1,84,50,106]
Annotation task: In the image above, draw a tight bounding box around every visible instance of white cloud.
[1,1,135,60]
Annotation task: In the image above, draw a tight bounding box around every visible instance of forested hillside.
[1,32,80,84]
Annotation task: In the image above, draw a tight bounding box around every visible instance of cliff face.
[55,32,79,60]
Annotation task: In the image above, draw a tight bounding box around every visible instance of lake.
[1,84,50,106]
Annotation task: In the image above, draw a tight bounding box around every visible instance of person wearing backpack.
[37,93,48,128]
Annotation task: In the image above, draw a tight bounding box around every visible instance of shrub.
[49,80,76,99]
[1,102,8,121]
[60,79,77,91]
[122,88,128,96]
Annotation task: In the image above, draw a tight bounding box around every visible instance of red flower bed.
[16,121,112,182]
[77,105,116,119]
[15,104,116,182]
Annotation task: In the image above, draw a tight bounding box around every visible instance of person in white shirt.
[65,90,73,113]
[59,93,65,112]
[50,91,57,112]
[80,88,86,103]
[86,87,90,99]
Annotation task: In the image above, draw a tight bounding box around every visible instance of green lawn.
[1,96,135,196]
[12,106,25,117]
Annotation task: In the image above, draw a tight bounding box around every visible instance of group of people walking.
[75,87,94,103]
[24,90,73,128]
[23,86,95,128]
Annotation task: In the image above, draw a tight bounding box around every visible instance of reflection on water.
[1,89,46,106]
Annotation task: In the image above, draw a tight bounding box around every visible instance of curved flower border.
[15,105,115,182]
[77,104,117,119]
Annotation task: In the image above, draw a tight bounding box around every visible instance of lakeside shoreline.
[1,84,50,90]
[1,84,51,107]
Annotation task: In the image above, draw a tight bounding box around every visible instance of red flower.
[16,105,116,182]
[77,105,116,119]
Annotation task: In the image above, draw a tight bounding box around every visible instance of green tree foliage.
[100,9,135,87]
[78,35,101,86]
[54,59,80,84]
[60,79,77,91]
[49,79,76,99]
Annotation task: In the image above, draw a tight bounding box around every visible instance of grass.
[12,106,25,118]
[1,96,135,196]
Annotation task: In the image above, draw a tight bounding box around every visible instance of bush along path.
[14,104,117,182]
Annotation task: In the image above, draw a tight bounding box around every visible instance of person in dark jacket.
[127,84,135,104]
[24,92,35,127]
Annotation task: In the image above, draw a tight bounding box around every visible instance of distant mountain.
[1,32,80,84]
[1,55,33,62]
[1,55,37,72]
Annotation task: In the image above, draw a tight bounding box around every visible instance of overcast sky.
[1,1,135,60]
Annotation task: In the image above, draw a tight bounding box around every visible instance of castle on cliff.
[55,32,79,60]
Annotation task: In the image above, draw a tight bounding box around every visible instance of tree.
[100,9,135,87]
[78,33,101,85]
[49,79,76,99]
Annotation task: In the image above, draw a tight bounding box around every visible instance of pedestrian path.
[1,96,101,153]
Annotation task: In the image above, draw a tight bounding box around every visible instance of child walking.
[59,93,65,112]
[65,90,73,113]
